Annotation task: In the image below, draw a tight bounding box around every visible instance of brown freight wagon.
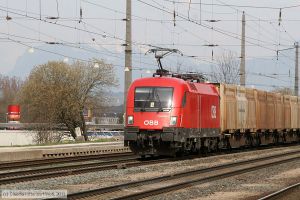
[298,97,300,129]
[283,95,291,130]
[245,88,256,131]
[290,96,298,130]
[274,93,284,130]
[266,92,276,131]
[255,90,267,131]
[236,86,247,132]
[219,84,237,133]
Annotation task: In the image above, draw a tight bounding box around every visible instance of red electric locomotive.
[124,75,221,156]
[124,49,300,157]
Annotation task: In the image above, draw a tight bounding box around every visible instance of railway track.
[0,155,173,185]
[0,145,299,186]
[66,150,300,200]
[0,152,134,171]
[258,182,300,200]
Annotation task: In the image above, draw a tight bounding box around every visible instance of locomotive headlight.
[170,116,177,126]
[128,116,134,125]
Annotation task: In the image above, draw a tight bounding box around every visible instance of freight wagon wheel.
[252,134,261,147]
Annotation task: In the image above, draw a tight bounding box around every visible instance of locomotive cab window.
[134,87,173,112]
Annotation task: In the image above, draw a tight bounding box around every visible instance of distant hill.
[7,44,296,92]
[7,44,158,92]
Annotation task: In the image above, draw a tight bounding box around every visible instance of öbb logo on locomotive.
[211,105,217,119]
[144,120,159,126]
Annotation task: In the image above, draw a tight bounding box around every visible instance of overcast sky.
[0,0,300,89]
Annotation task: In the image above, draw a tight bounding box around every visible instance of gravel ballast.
[1,145,300,200]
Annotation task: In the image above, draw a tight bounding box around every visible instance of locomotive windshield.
[134,87,173,112]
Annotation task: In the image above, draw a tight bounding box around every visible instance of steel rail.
[0,137,297,172]
[0,156,138,179]
[0,157,171,185]
[66,150,300,200]
[0,152,134,171]
[114,156,300,200]
[0,143,296,171]
[258,182,300,200]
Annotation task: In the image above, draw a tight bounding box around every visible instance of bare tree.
[32,126,64,144]
[210,52,240,84]
[18,60,117,140]
[0,75,23,122]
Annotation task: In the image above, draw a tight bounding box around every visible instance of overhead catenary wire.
[0,18,218,72]
[3,16,300,22]
[136,0,297,63]
[214,0,296,47]
[81,0,295,60]
[0,0,297,89]
[161,0,300,10]
[1,1,296,46]
[1,22,207,72]
[137,0,284,50]
[1,0,288,63]
[3,36,294,91]
[0,2,294,63]
[161,0,296,51]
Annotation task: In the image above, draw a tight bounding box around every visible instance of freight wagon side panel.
[290,96,298,129]
[236,86,247,131]
[220,84,237,133]
[266,92,275,131]
[274,93,284,130]
[284,95,291,130]
[255,90,267,130]
[298,97,300,129]
[246,88,256,130]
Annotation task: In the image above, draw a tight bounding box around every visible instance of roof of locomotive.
[130,77,219,96]
[131,77,186,87]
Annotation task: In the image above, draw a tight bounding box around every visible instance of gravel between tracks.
[1,145,300,200]
[150,160,300,200]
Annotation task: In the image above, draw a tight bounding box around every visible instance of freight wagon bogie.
[225,132,256,148]
[284,131,300,143]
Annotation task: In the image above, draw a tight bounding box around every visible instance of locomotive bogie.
[125,127,221,156]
